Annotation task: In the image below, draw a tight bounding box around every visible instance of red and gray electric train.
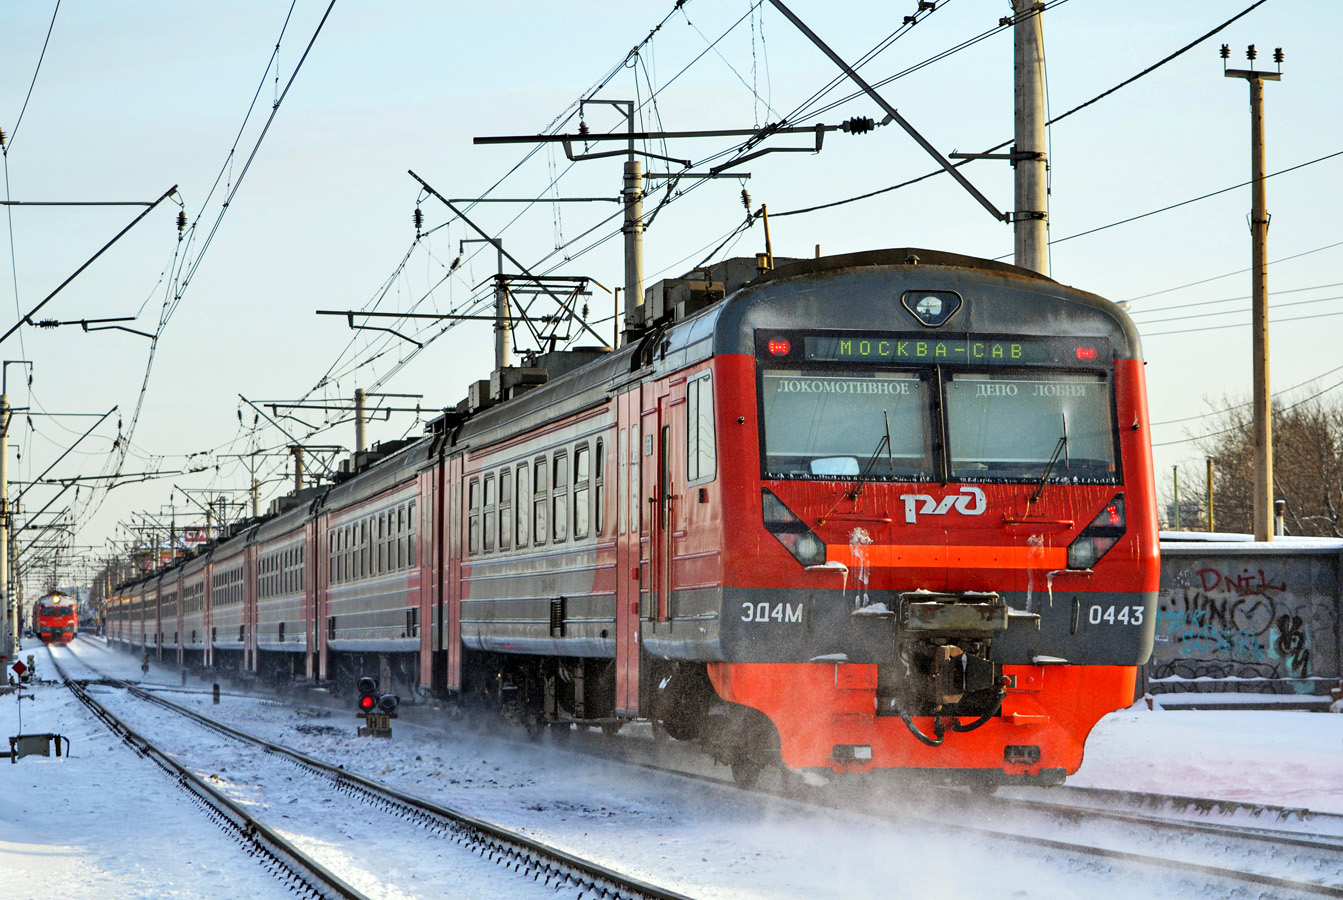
[33,592,78,644]
[107,249,1159,786]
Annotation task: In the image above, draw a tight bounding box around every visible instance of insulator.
[0,127,6,148]
[741,188,751,211]
[413,207,423,231]
[842,116,875,135]
[35,319,59,328]
[1219,44,1230,59]
[1274,47,1284,64]
[176,210,187,232]
[581,303,589,319]
[578,120,590,137]
[919,1,935,10]
[1246,44,1257,61]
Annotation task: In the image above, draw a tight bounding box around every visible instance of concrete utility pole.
[1013,0,1048,276]
[1171,465,1181,531]
[0,393,9,660]
[623,155,645,345]
[1206,456,1215,533]
[1225,45,1282,542]
[354,388,366,455]
[291,446,305,495]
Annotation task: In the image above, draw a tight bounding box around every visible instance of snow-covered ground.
[4,636,1342,899]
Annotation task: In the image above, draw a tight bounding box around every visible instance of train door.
[641,383,675,624]
[615,388,641,716]
[444,453,463,693]
[314,515,329,682]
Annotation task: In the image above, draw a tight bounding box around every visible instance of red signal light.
[358,694,377,712]
[1075,346,1097,361]
[767,338,791,356]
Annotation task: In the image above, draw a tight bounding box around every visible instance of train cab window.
[573,444,590,540]
[759,370,935,481]
[594,438,605,536]
[552,452,569,543]
[499,470,513,550]
[516,464,531,547]
[945,371,1118,483]
[468,477,481,555]
[483,475,497,552]
[686,372,716,485]
[407,500,417,567]
[533,458,548,546]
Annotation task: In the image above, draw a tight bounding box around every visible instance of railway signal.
[355,675,399,737]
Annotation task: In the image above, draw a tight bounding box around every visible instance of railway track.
[50,645,693,900]
[66,639,1343,898]
[547,720,1343,898]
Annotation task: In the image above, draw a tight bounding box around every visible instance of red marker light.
[1075,346,1098,361]
[1106,503,1121,525]
[767,338,791,356]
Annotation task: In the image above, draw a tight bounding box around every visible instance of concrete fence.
[1145,533,1343,699]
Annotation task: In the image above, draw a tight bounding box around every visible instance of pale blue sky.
[1,0,1338,578]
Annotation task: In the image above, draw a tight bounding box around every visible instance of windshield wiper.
[845,411,895,500]
[1026,412,1069,507]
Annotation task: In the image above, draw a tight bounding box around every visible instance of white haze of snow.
[3,637,1342,900]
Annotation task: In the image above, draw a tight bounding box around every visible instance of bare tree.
[1195,395,1343,537]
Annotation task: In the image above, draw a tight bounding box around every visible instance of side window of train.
[516,463,530,547]
[687,371,716,485]
[468,477,481,555]
[573,443,590,541]
[408,499,417,567]
[397,504,407,569]
[361,519,370,580]
[594,438,605,536]
[329,532,336,583]
[552,451,569,543]
[377,513,387,574]
[533,457,548,546]
[483,474,497,553]
[499,469,513,551]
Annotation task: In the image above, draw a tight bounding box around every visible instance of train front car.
[33,593,78,644]
[705,249,1158,786]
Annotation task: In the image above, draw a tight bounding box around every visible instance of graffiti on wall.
[1151,558,1337,692]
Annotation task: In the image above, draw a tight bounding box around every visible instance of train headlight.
[762,488,828,567]
[1066,495,1126,570]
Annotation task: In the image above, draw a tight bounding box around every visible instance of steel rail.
[75,640,1343,897]
[56,645,695,900]
[529,723,1343,898]
[48,652,371,900]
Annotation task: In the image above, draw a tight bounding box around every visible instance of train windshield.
[946,371,1117,483]
[759,370,936,481]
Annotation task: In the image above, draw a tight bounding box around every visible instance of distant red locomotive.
[108,249,1158,788]
[33,592,78,644]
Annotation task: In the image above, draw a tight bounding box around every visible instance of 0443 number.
[1088,604,1145,626]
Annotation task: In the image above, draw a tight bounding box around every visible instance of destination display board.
[758,332,1111,368]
